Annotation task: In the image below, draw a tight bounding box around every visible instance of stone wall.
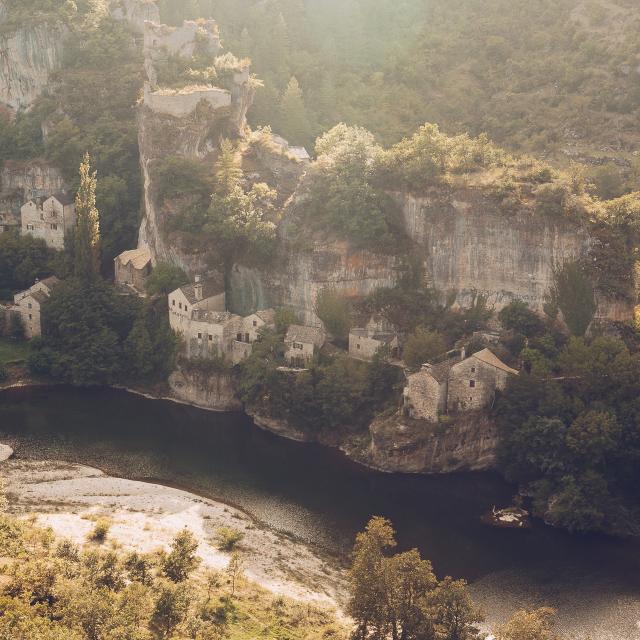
[144,84,231,118]
[403,368,446,422]
[447,359,510,413]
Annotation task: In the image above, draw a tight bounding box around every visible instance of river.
[1,385,639,638]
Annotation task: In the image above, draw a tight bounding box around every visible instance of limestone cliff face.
[398,191,591,311]
[168,369,241,412]
[0,5,66,113]
[228,241,399,323]
[0,161,66,199]
[368,410,499,473]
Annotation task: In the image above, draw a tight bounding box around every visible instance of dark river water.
[1,386,639,637]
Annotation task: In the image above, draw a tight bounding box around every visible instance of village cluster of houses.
[4,232,518,424]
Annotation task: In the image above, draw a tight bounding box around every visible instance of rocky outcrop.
[0,160,66,199]
[111,0,159,33]
[368,410,499,473]
[168,369,241,412]
[0,5,66,113]
[398,191,593,312]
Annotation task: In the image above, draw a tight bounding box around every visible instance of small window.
[253,320,258,327]
[357,343,361,350]
[209,335,213,341]
[237,333,242,341]
[28,303,32,309]
[198,332,202,339]
[470,380,476,388]
[28,314,32,320]
[51,223,58,230]
[471,366,476,373]
[179,302,182,309]
[172,300,175,306]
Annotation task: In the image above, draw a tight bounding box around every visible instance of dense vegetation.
[158,0,640,198]
[1,1,143,272]
[494,297,640,537]
[235,326,402,436]
[27,157,176,386]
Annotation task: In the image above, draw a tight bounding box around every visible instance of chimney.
[460,347,466,361]
[194,275,203,301]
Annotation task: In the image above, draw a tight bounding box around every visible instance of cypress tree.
[74,153,101,280]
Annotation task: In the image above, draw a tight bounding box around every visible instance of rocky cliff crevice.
[0,4,66,113]
[168,368,241,412]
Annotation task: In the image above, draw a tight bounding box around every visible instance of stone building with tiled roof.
[168,274,226,336]
[20,193,76,250]
[284,324,325,368]
[114,247,153,295]
[403,348,517,421]
[11,276,61,338]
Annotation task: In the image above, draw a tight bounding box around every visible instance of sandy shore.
[1,456,348,610]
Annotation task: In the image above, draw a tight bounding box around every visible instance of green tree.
[150,581,191,639]
[74,153,101,280]
[495,607,560,640]
[314,287,351,342]
[403,328,447,368]
[278,76,313,147]
[144,263,189,296]
[162,530,201,583]
[498,300,544,337]
[549,262,596,336]
[428,576,483,640]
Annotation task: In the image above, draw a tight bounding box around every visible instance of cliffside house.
[114,247,153,295]
[21,193,76,251]
[349,319,399,362]
[184,310,243,360]
[403,348,518,421]
[168,274,226,335]
[284,324,326,368]
[11,276,60,338]
[229,309,276,364]
[270,134,311,164]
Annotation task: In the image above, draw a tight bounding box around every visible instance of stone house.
[168,275,226,336]
[114,247,153,295]
[21,193,76,250]
[230,309,276,365]
[284,324,326,368]
[11,276,60,338]
[448,348,518,412]
[184,310,243,360]
[403,348,517,421]
[349,318,399,361]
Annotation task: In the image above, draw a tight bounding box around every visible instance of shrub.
[88,518,111,543]
[498,300,544,337]
[215,527,244,551]
[403,328,447,368]
[162,529,200,583]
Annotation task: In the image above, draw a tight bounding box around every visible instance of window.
[357,343,361,350]
[209,335,213,341]
[27,224,34,231]
[179,303,182,310]
[471,367,476,373]
[28,314,32,320]
[51,223,58,230]
[198,333,202,339]
[28,303,32,309]
[253,320,257,327]
[237,333,242,341]
[470,380,476,388]
[293,342,304,350]
[172,300,175,306]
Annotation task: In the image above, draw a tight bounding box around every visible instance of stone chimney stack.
[194,275,203,301]
[460,347,466,361]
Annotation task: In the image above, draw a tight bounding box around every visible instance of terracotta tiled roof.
[180,276,225,305]
[285,324,325,347]
[472,348,518,375]
[117,247,152,270]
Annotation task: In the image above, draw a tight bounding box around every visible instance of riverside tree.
[348,517,483,640]
[74,153,101,280]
